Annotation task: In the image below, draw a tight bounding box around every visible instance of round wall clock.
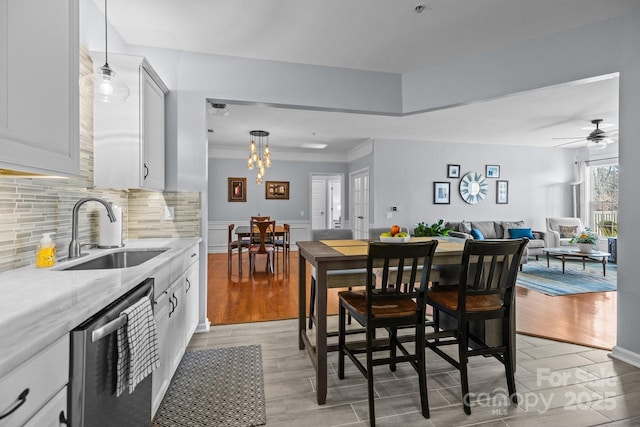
[459,172,488,204]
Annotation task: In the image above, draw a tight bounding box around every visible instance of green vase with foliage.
[413,219,453,237]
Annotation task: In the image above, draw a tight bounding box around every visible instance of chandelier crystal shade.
[247,130,272,184]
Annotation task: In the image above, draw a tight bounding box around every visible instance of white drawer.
[0,335,69,427]
[170,244,199,283]
[23,387,67,427]
[152,263,172,298]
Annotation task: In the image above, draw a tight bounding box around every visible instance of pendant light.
[247,130,272,184]
[83,0,130,103]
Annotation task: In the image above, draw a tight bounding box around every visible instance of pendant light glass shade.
[91,64,130,103]
[83,0,130,103]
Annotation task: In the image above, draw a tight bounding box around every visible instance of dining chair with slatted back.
[274,223,290,271]
[425,238,528,415]
[308,228,364,329]
[338,240,439,427]
[228,224,250,275]
[249,220,276,274]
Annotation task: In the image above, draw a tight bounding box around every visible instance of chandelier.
[247,130,272,184]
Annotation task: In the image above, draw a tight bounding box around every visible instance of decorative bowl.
[380,235,411,243]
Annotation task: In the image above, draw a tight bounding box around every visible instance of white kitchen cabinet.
[23,387,67,427]
[0,0,79,176]
[167,277,187,376]
[0,336,69,427]
[184,262,200,344]
[151,288,170,417]
[151,244,199,416]
[91,53,168,190]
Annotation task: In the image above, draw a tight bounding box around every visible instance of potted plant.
[569,227,598,253]
[413,219,453,237]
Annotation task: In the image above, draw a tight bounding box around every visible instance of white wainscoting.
[207,220,312,253]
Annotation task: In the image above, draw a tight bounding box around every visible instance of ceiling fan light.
[587,140,608,150]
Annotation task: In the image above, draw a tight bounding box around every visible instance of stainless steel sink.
[61,249,167,270]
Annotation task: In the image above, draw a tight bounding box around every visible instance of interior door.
[351,169,369,239]
[329,179,341,228]
[312,179,326,229]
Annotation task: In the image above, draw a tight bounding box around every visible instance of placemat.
[320,239,368,247]
[332,245,369,256]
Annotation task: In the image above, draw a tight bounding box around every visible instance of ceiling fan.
[553,119,617,150]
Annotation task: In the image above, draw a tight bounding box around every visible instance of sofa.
[444,220,547,261]
[545,217,584,247]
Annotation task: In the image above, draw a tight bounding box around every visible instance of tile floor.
[187,318,640,426]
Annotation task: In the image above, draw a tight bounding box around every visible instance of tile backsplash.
[0,46,200,273]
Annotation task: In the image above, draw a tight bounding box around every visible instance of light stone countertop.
[0,238,201,379]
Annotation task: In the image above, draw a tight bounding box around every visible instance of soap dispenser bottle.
[36,233,56,268]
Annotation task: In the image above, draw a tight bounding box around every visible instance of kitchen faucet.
[68,197,117,259]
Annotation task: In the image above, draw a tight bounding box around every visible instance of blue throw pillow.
[509,228,534,239]
[471,228,485,240]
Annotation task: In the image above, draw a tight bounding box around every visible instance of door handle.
[357,216,364,219]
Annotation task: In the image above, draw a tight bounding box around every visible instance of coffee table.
[543,247,611,276]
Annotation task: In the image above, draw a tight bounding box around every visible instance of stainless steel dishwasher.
[69,278,154,427]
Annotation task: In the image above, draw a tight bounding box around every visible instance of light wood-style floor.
[207,251,617,350]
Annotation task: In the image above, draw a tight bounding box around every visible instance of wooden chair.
[227,224,250,274]
[338,240,439,427]
[425,238,528,414]
[308,228,364,329]
[249,220,276,274]
[250,216,271,243]
[274,223,290,271]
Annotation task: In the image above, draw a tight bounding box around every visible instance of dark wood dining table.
[296,237,467,405]
[234,225,288,273]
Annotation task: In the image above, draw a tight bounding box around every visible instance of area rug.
[517,259,617,296]
[152,345,266,427]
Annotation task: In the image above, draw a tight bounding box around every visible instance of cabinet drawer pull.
[186,278,191,292]
[168,294,175,317]
[191,252,197,258]
[59,410,69,425]
[144,163,149,179]
[0,388,29,420]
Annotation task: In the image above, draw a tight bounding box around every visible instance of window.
[587,163,618,237]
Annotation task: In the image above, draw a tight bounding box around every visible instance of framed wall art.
[447,164,460,178]
[266,181,290,200]
[486,165,501,178]
[433,182,451,204]
[228,177,246,202]
[497,180,509,204]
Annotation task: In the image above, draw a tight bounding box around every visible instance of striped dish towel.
[116,296,160,397]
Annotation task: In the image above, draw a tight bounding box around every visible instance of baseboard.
[610,345,640,368]
[195,318,211,333]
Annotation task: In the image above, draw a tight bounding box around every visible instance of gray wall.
[208,158,348,222]
[371,139,575,232]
